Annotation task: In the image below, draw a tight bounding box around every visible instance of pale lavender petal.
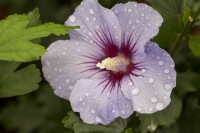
[42,40,105,100]
[66,0,121,47]
[70,79,134,125]
[121,42,176,113]
[112,2,163,52]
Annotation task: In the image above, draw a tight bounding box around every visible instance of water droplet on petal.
[128,82,133,86]
[112,110,116,113]
[47,75,51,79]
[148,107,153,112]
[107,92,111,98]
[114,9,118,13]
[85,92,89,96]
[58,86,62,90]
[137,107,142,112]
[128,20,132,24]
[69,15,76,23]
[164,83,173,90]
[163,96,168,100]
[66,79,70,83]
[121,110,126,114]
[91,109,96,114]
[156,102,165,110]
[149,78,154,83]
[86,17,89,21]
[132,88,140,95]
[151,96,158,103]
[158,61,164,65]
[170,64,175,68]
[164,69,169,73]
[89,9,94,14]
[142,69,146,73]
[95,116,102,123]
[167,76,171,79]
[92,17,96,21]
[62,51,66,55]
[79,97,83,102]
[128,8,132,12]
[136,19,140,23]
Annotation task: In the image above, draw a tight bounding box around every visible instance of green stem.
[169,6,200,56]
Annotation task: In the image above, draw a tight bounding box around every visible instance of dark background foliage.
[0,0,200,133]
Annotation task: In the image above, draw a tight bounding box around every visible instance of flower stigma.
[96,54,131,73]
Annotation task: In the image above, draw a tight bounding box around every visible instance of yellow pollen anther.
[96,56,130,72]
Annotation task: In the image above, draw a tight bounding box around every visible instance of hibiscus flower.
[42,0,176,125]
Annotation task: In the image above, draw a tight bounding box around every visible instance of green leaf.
[179,95,200,133]
[182,7,191,26]
[177,71,200,93]
[137,95,182,133]
[148,0,185,48]
[63,111,127,133]
[0,83,69,133]
[189,35,200,56]
[63,111,80,129]
[147,0,185,17]
[0,13,78,62]
[27,8,41,27]
[0,61,41,97]
[125,128,134,133]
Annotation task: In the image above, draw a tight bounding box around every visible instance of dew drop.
[167,76,171,79]
[86,17,89,21]
[95,116,102,123]
[92,17,96,21]
[148,107,153,112]
[62,51,66,55]
[142,69,146,73]
[85,92,89,96]
[136,19,140,23]
[69,15,76,23]
[114,9,118,13]
[163,96,168,100]
[128,82,133,86]
[121,110,126,114]
[156,102,164,110]
[79,97,83,102]
[137,107,142,112]
[58,86,62,90]
[164,83,173,90]
[128,8,132,12]
[107,92,111,98]
[141,13,144,17]
[158,60,164,65]
[88,32,93,36]
[91,109,96,114]
[149,78,154,83]
[89,9,94,14]
[164,69,169,73]
[128,20,132,24]
[47,75,51,79]
[132,88,140,95]
[151,96,158,103]
[66,79,70,83]
[112,110,116,113]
